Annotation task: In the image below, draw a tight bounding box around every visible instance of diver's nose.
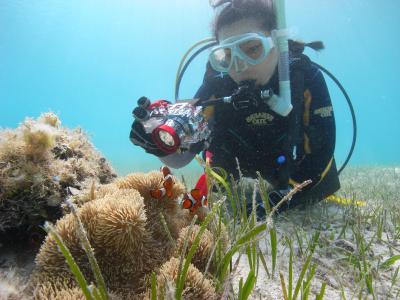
[233,57,248,73]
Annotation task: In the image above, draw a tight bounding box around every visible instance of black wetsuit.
[194,61,340,206]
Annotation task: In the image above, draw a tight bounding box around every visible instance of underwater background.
[1,0,399,177]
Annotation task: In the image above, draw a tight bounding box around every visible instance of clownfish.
[150,166,174,199]
[181,188,208,213]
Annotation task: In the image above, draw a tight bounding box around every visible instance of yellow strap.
[314,157,333,187]
[303,133,311,154]
[303,89,312,127]
[202,95,217,121]
[289,157,332,188]
[325,194,366,207]
[288,178,300,186]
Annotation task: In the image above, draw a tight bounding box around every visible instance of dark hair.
[211,0,277,40]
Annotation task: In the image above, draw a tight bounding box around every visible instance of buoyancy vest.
[198,40,320,188]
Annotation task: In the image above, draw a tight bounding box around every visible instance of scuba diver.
[130,0,342,217]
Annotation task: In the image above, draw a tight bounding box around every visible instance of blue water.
[1,0,399,176]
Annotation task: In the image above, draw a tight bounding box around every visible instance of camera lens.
[158,130,176,147]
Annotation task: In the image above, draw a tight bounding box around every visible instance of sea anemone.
[143,257,218,300]
[174,225,215,273]
[32,187,178,297]
[174,222,229,274]
[31,277,122,300]
[96,171,191,243]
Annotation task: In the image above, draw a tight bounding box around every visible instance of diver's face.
[217,18,278,86]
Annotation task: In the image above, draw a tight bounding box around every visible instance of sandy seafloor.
[231,166,400,299]
[1,166,399,299]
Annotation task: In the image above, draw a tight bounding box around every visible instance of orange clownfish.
[181,188,208,213]
[150,166,174,199]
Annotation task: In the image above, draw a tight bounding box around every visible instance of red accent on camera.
[148,99,170,110]
[152,124,180,154]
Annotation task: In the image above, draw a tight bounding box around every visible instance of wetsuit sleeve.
[290,65,336,189]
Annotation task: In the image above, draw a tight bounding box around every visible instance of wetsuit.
[194,60,340,206]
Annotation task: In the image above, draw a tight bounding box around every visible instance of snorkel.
[268,0,292,116]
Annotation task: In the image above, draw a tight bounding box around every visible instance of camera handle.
[201,87,274,110]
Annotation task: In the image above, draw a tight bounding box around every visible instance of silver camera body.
[139,101,211,153]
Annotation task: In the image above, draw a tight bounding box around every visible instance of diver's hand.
[130,97,172,158]
[230,80,261,110]
[129,120,168,157]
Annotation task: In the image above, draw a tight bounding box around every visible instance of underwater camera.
[132,96,211,154]
[132,82,275,155]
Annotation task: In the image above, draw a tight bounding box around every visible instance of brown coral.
[38,112,61,128]
[0,112,116,239]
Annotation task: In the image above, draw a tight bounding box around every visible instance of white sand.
[229,166,400,299]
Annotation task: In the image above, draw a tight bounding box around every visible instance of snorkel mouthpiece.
[266,80,292,116]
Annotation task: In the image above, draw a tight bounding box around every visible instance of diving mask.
[209,32,275,73]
